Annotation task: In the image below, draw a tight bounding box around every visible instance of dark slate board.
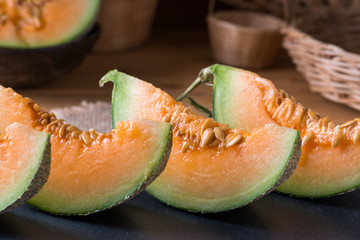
[1,189,360,240]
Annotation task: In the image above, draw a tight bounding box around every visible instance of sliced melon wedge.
[100,70,301,213]
[0,122,50,213]
[0,86,172,215]
[190,64,360,197]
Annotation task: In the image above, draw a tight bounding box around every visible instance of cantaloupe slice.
[0,122,50,213]
[0,86,172,215]
[0,0,100,48]
[187,64,360,197]
[100,70,301,213]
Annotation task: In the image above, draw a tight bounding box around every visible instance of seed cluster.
[162,106,244,153]
[25,97,109,145]
[259,82,360,148]
[0,0,49,30]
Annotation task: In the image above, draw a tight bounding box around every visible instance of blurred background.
[2,0,360,122]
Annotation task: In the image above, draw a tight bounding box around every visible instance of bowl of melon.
[0,0,101,88]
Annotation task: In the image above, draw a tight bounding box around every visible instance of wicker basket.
[282,0,360,111]
[207,0,285,68]
[216,0,360,111]
[95,0,158,53]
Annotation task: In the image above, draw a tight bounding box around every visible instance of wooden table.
[18,29,359,124]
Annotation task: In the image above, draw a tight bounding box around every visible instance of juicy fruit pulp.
[100,70,301,213]
[0,122,50,213]
[0,86,172,215]
[195,64,360,197]
[0,0,100,48]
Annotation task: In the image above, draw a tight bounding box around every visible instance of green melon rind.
[27,122,172,216]
[1,123,51,213]
[100,70,302,213]
[146,129,301,213]
[208,64,360,198]
[276,165,360,198]
[100,70,138,126]
[209,64,248,130]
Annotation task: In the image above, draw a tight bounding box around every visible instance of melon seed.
[331,134,341,148]
[40,118,48,125]
[81,132,92,145]
[71,130,82,138]
[183,107,191,114]
[181,141,190,153]
[200,129,215,147]
[328,121,336,130]
[40,112,49,119]
[307,109,319,121]
[50,125,56,133]
[302,131,313,146]
[67,125,79,132]
[340,120,357,128]
[214,127,225,141]
[352,129,360,144]
[208,139,220,147]
[32,103,41,112]
[321,116,330,127]
[201,119,212,133]
[90,131,98,140]
[162,114,171,123]
[58,124,66,138]
[226,134,243,147]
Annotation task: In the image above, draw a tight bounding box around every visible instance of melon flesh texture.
[209,64,360,197]
[0,122,50,213]
[0,0,100,48]
[100,70,301,212]
[0,86,172,215]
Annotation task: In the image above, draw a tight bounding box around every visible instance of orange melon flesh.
[0,86,172,215]
[0,122,50,213]
[100,70,301,212]
[208,64,360,197]
[0,0,100,48]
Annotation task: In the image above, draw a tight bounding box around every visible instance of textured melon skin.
[0,123,51,213]
[206,64,360,198]
[100,70,301,213]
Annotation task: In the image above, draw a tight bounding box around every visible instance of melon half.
[0,86,172,215]
[0,0,100,48]
[0,122,50,213]
[100,70,301,213]
[195,64,360,197]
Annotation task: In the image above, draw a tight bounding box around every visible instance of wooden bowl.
[0,24,100,88]
[207,11,285,69]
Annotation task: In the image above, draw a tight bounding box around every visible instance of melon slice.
[0,86,172,215]
[189,64,360,197]
[0,122,50,213]
[0,0,100,48]
[100,70,301,213]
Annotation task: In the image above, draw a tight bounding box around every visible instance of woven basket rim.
[207,10,285,34]
[284,26,360,61]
